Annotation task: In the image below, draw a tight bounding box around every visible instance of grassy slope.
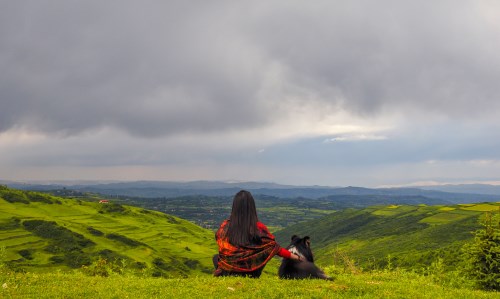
[1,268,498,299]
[0,187,216,276]
[275,203,500,270]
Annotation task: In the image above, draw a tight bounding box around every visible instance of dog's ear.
[303,236,311,247]
[291,235,299,241]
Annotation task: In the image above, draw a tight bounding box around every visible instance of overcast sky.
[1,1,500,187]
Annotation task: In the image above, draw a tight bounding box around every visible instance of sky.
[1,1,500,187]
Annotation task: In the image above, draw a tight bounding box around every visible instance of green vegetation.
[274,204,496,271]
[462,212,500,290]
[0,186,216,277]
[3,185,500,296]
[40,189,458,232]
[76,194,337,230]
[1,266,498,298]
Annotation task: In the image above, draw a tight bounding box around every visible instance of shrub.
[96,249,127,262]
[66,251,92,268]
[1,191,30,204]
[183,258,200,269]
[26,192,53,204]
[462,212,500,290]
[99,203,126,214]
[87,227,104,236]
[49,256,65,264]
[23,220,95,255]
[82,257,112,277]
[0,217,21,230]
[18,249,34,260]
[106,233,143,247]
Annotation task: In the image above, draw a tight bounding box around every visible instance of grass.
[420,213,470,224]
[460,204,500,212]
[1,267,498,298]
[275,203,497,270]
[439,207,456,212]
[3,186,500,297]
[0,187,216,276]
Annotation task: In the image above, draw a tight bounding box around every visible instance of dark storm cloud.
[0,1,269,136]
[247,1,500,116]
[1,1,499,137]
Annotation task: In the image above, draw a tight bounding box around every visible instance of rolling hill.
[0,186,216,277]
[6,180,500,203]
[275,202,500,271]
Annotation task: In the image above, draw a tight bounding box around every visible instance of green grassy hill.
[0,186,216,277]
[1,267,498,298]
[275,203,500,270]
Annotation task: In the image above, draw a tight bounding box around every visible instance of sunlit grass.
[461,204,500,212]
[0,195,216,276]
[420,213,470,224]
[1,268,498,299]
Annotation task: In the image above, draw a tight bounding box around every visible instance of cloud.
[0,2,276,137]
[1,1,500,186]
[249,1,500,118]
[1,1,500,139]
[323,134,388,143]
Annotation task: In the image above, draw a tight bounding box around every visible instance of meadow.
[1,264,498,298]
[0,186,216,276]
[2,186,500,297]
[275,203,500,271]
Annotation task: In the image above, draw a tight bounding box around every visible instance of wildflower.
[2,283,7,289]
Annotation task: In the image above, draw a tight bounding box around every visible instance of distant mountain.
[4,180,500,203]
[416,184,500,196]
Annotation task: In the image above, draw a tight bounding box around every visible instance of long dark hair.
[226,190,260,246]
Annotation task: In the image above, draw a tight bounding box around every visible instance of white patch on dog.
[287,245,306,260]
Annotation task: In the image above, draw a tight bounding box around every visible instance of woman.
[213,190,302,277]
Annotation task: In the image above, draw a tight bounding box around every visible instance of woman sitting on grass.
[213,190,302,278]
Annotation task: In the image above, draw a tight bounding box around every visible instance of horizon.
[3,178,500,190]
[2,2,500,187]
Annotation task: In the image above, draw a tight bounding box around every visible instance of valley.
[2,184,500,296]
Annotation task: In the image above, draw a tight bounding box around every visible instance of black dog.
[278,235,332,280]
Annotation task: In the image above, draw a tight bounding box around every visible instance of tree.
[462,211,500,290]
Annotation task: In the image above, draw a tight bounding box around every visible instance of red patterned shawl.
[214,220,281,275]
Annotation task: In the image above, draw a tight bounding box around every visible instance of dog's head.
[287,235,314,263]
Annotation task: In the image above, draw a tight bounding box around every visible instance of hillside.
[275,203,499,270]
[0,186,216,277]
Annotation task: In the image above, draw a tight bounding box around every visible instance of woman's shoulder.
[257,221,268,230]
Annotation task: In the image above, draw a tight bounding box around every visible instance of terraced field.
[275,202,498,271]
[0,186,216,276]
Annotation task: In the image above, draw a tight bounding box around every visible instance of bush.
[99,203,126,214]
[106,233,143,247]
[183,258,200,269]
[1,191,30,204]
[66,251,92,268]
[26,192,53,204]
[18,249,34,260]
[462,212,500,290]
[23,220,95,255]
[87,227,104,236]
[96,249,127,263]
[49,256,65,264]
[0,217,21,230]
